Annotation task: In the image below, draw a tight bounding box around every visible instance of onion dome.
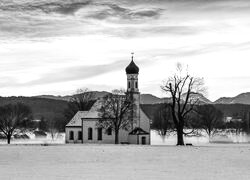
[125,60,139,74]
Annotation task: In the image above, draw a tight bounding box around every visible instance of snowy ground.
[0,144,250,180]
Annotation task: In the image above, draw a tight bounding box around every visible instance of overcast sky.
[1,0,250,101]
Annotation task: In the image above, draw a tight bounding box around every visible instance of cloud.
[143,41,250,60]
[11,60,127,87]
[0,56,155,89]
[0,0,162,19]
[86,3,162,21]
[0,0,163,40]
[142,25,201,36]
[2,0,250,41]
[0,0,92,15]
[130,10,160,18]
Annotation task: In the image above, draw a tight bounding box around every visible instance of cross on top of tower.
[125,53,139,74]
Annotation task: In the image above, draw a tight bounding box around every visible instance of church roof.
[129,127,149,135]
[66,99,152,128]
[66,100,102,127]
[66,111,89,127]
[139,104,153,123]
[125,60,139,74]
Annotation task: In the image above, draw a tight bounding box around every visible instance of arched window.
[78,131,82,140]
[69,131,74,140]
[88,128,93,140]
[135,81,138,89]
[128,81,131,88]
[97,128,102,140]
[106,127,112,135]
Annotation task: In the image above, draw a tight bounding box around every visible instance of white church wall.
[128,135,150,145]
[133,93,140,128]
[65,127,82,143]
[128,135,138,144]
[82,119,129,144]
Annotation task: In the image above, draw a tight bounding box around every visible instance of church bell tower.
[125,53,140,128]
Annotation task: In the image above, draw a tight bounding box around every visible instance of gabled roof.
[129,127,149,135]
[66,111,88,127]
[66,100,103,127]
[140,104,153,121]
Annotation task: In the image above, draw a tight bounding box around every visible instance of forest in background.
[0,95,250,134]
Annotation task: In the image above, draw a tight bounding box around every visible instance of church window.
[97,128,102,140]
[78,131,82,140]
[106,127,112,135]
[69,131,74,140]
[88,128,93,140]
[135,81,138,88]
[128,82,131,88]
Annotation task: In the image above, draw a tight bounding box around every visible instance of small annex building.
[65,56,151,145]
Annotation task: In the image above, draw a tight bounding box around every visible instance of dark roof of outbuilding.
[129,127,149,135]
[125,60,139,74]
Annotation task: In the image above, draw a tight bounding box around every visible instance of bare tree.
[152,103,174,138]
[226,113,244,138]
[195,104,224,140]
[64,88,96,124]
[161,63,205,145]
[0,103,32,144]
[47,117,60,141]
[97,89,134,144]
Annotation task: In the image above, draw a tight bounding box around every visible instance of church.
[65,56,151,145]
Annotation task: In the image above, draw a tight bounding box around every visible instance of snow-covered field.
[0,144,250,180]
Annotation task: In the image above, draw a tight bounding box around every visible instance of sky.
[1,0,250,101]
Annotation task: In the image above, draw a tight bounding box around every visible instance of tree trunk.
[51,130,54,141]
[208,131,211,143]
[115,130,119,144]
[177,128,184,145]
[7,134,11,144]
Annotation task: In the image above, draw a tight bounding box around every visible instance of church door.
[141,137,146,145]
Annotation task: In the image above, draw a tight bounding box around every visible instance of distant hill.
[0,92,211,124]
[214,92,250,105]
[140,94,171,104]
[2,91,250,122]
[192,93,212,104]
[214,97,233,104]
[140,94,161,104]
[1,91,250,132]
[0,96,68,121]
[35,91,171,104]
[35,91,110,102]
[182,92,212,104]
[34,95,71,101]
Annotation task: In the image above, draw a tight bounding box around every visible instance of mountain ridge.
[214,92,250,105]
[2,91,250,105]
